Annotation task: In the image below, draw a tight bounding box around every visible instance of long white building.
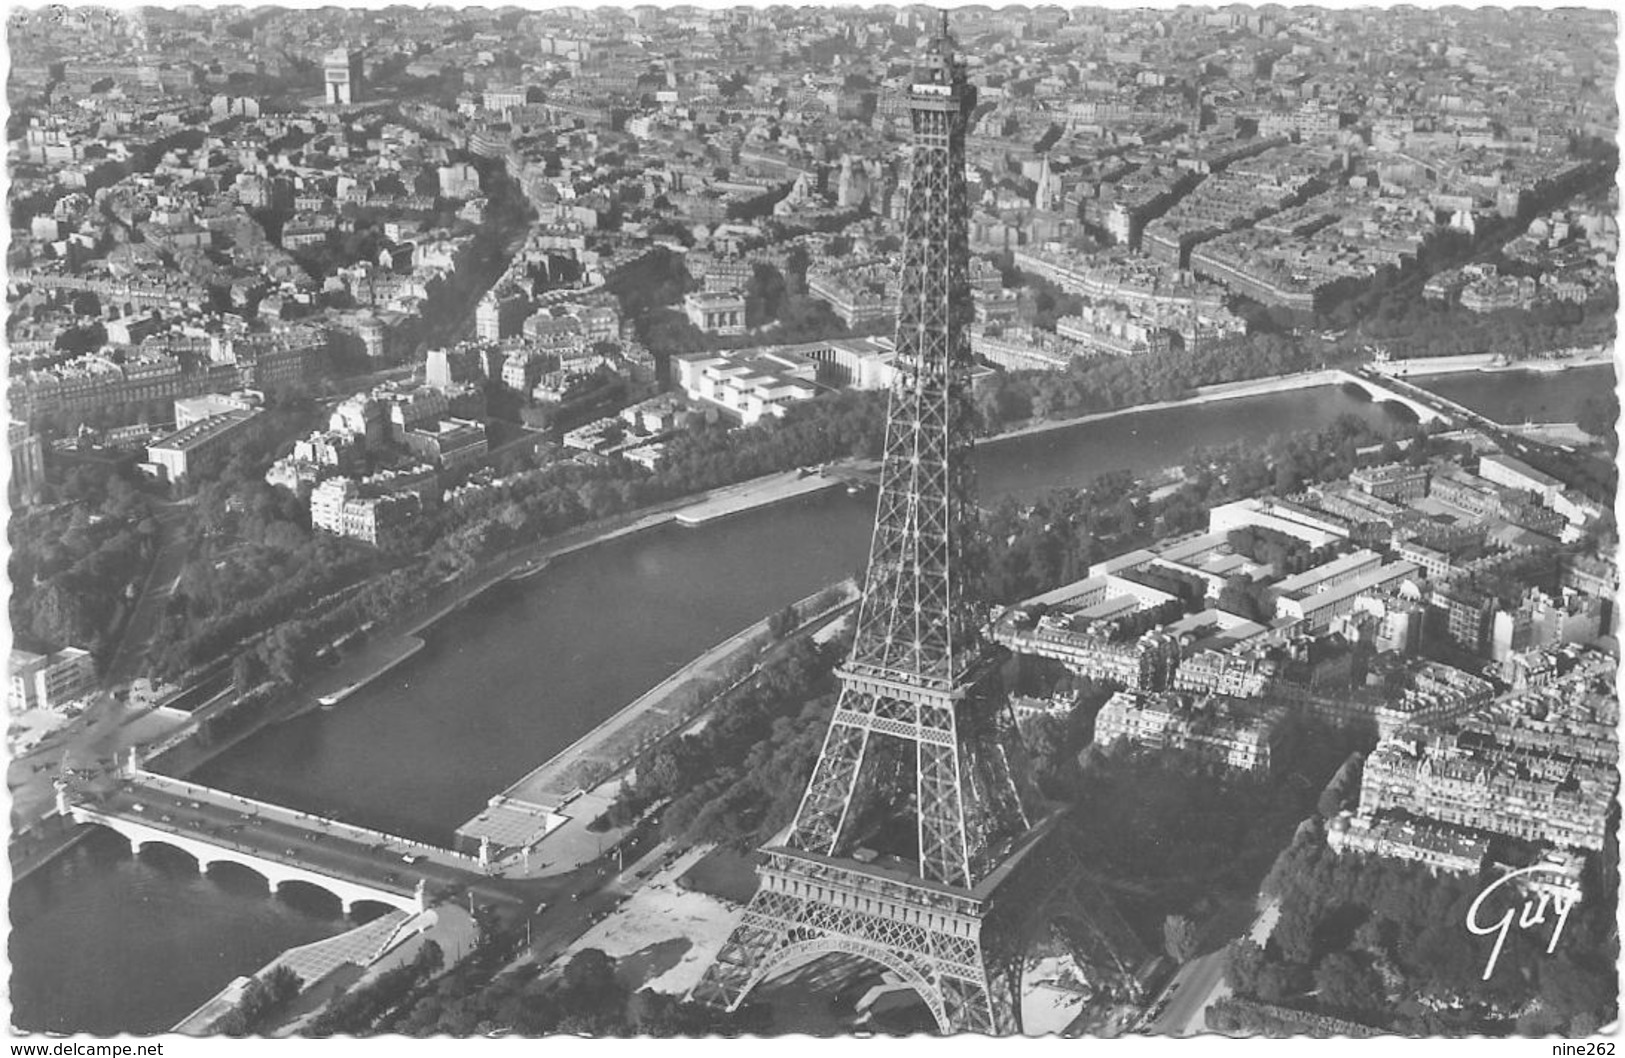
[674,349,820,425]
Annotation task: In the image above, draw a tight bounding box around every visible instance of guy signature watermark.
[1465,864,1575,981]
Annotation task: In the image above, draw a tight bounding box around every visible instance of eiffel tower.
[693,15,1056,1034]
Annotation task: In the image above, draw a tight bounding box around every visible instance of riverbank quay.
[1370,345,1615,378]
[1503,422,1596,448]
[171,904,479,1037]
[8,812,94,885]
[675,468,845,526]
[983,369,1350,447]
[301,635,425,713]
[171,909,418,1034]
[457,581,861,872]
[276,904,480,1036]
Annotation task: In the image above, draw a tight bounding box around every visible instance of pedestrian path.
[675,470,842,526]
[270,910,416,989]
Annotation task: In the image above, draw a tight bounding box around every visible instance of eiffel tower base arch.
[693,850,1021,1035]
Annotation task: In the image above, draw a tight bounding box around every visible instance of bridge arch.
[271,877,347,915]
[199,857,276,891]
[126,833,204,866]
[1335,372,1446,424]
[1371,397,1422,423]
[740,935,948,1032]
[347,898,403,922]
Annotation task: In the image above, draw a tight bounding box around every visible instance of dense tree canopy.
[1235,829,1619,1035]
[218,966,303,1036]
[603,635,840,850]
[9,460,156,656]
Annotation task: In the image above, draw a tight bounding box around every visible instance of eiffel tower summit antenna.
[693,15,1065,1034]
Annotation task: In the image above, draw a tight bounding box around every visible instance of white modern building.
[674,349,820,425]
[9,647,97,714]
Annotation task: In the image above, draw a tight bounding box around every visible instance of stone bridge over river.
[64,767,498,917]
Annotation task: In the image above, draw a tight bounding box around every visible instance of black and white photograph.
[4,0,1619,1042]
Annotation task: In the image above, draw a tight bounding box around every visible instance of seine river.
[9,366,1610,1033]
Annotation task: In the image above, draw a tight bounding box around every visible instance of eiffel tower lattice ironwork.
[693,16,1050,1035]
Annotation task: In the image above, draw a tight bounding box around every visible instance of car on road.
[402,853,425,864]
[131,803,146,813]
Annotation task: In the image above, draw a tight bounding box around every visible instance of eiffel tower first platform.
[693,16,1059,1035]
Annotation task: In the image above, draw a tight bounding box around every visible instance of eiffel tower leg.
[989,953,1025,1035]
[691,886,796,1011]
[917,738,971,888]
[937,953,1021,1034]
[784,706,871,855]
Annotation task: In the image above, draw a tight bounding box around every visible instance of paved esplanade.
[66,768,505,914]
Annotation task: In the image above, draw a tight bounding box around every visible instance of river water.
[10,367,1609,1033]
[8,829,349,1035]
[1417,363,1615,425]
